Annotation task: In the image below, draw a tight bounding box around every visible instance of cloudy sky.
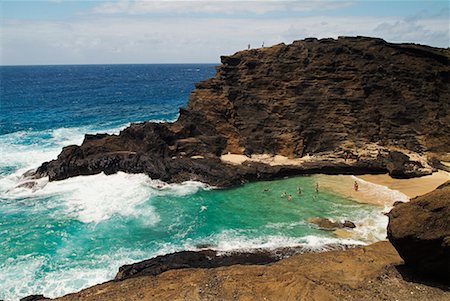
[1,0,449,65]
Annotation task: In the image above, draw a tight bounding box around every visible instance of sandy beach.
[358,170,450,198]
[220,153,449,206]
[317,171,449,206]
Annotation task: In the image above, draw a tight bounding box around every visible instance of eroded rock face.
[35,37,450,185]
[387,181,450,280]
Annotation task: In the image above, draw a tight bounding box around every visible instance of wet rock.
[16,181,37,189]
[20,295,49,301]
[387,181,450,281]
[309,217,356,230]
[115,249,279,281]
[343,220,356,228]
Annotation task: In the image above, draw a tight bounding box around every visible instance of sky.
[0,0,449,65]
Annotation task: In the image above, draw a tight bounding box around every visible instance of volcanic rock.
[387,181,450,280]
[308,217,356,230]
[34,37,450,186]
[115,249,281,281]
[19,295,49,301]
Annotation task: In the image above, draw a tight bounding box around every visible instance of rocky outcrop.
[308,217,356,230]
[34,37,450,186]
[114,246,324,281]
[51,242,450,301]
[387,181,450,281]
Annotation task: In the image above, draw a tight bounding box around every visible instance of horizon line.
[0,62,220,67]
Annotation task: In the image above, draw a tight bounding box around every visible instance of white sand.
[220,153,315,166]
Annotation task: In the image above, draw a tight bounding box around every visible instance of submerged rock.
[387,181,450,280]
[34,37,450,186]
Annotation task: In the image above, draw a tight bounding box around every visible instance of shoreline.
[15,171,449,300]
[358,170,450,199]
[52,241,449,301]
[221,153,450,206]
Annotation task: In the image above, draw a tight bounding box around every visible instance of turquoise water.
[0,172,384,300]
[0,65,389,300]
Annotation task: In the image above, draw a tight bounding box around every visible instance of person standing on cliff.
[248,44,250,50]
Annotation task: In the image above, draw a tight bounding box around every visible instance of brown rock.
[34,37,450,186]
[53,242,450,301]
[308,217,345,230]
[387,181,450,280]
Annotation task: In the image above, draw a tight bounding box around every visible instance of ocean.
[0,64,403,300]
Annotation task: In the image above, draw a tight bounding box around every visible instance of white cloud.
[1,14,448,65]
[90,0,354,15]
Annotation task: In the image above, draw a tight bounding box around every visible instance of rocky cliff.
[35,36,450,186]
[387,181,450,281]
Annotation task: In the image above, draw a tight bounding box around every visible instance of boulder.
[387,181,450,280]
[308,217,356,230]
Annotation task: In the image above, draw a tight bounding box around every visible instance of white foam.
[0,121,135,170]
[3,170,212,224]
[352,175,409,205]
[347,206,390,242]
[186,229,365,255]
[31,172,159,224]
[145,179,212,196]
[0,248,148,301]
[265,221,307,230]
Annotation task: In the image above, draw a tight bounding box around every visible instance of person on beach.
[354,181,359,191]
[315,182,319,193]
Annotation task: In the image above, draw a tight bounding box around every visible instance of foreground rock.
[387,181,450,281]
[114,245,346,281]
[34,37,450,186]
[52,242,449,301]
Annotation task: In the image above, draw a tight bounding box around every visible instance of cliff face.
[387,181,450,280]
[190,37,449,157]
[35,37,450,185]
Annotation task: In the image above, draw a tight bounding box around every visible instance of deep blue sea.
[0,65,403,300]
